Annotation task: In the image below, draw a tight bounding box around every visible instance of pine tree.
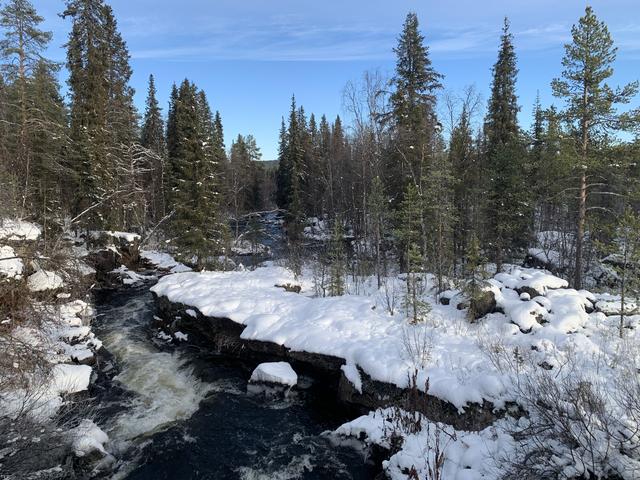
[483,18,530,269]
[552,6,639,288]
[140,74,166,223]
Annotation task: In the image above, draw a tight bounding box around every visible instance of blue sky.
[37,0,640,160]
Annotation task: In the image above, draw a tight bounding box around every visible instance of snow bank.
[250,362,298,386]
[151,267,505,409]
[0,245,23,278]
[152,265,636,415]
[28,270,64,291]
[52,364,92,394]
[0,219,41,240]
[335,408,513,480]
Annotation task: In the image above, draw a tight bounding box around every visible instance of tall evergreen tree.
[165,80,227,267]
[483,18,530,269]
[449,104,477,270]
[0,0,55,215]
[388,12,442,195]
[552,6,638,288]
[140,74,166,222]
[141,74,164,155]
[27,60,67,237]
[63,0,138,229]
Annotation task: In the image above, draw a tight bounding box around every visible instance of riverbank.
[150,262,640,479]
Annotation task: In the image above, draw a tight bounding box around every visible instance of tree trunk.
[574,169,587,289]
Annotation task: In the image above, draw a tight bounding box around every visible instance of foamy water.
[97,295,211,444]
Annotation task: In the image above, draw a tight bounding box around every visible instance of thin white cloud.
[126,14,640,62]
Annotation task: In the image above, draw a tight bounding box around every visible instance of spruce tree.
[141,75,165,155]
[165,80,227,268]
[275,117,290,209]
[284,97,305,243]
[552,6,639,288]
[388,12,442,195]
[483,18,530,269]
[141,74,166,223]
[28,60,67,238]
[449,105,477,266]
[396,183,429,323]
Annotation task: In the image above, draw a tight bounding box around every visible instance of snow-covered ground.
[0,220,113,469]
[152,264,612,410]
[231,239,271,256]
[0,245,23,279]
[151,262,640,478]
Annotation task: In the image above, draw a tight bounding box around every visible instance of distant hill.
[256,160,278,170]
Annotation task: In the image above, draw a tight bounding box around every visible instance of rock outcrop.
[153,293,501,431]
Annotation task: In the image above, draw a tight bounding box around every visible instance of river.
[90,283,378,479]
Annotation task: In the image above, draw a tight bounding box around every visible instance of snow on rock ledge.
[151,266,505,410]
[250,362,298,386]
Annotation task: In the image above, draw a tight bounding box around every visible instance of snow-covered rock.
[0,219,41,241]
[231,239,270,256]
[52,364,92,394]
[28,270,64,291]
[90,230,140,243]
[0,245,23,279]
[71,420,109,457]
[140,250,192,273]
[250,362,298,386]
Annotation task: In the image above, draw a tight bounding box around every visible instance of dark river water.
[91,284,377,480]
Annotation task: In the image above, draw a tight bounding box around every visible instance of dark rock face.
[85,234,142,288]
[523,253,556,272]
[337,366,499,431]
[516,285,543,299]
[153,294,500,432]
[468,290,497,321]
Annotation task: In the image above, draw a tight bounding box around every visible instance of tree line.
[1,1,639,287]
[0,0,273,266]
[274,9,640,291]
